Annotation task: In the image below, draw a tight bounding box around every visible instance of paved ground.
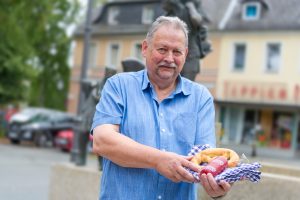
[0,138,98,200]
[0,137,299,200]
[220,143,300,169]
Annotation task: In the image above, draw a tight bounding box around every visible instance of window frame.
[231,43,247,72]
[265,42,281,73]
[242,2,261,21]
[108,6,120,25]
[142,5,154,24]
[106,41,121,69]
[131,41,143,61]
[88,42,98,68]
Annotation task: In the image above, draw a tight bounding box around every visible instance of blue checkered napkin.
[188,144,210,156]
[186,145,262,183]
[215,162,261,183]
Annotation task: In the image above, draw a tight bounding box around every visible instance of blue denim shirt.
[91,70,216,200]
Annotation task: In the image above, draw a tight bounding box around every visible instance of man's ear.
[185,47,188,59]
[141,40,148,58]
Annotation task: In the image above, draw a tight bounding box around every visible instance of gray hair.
[146,16,189,47]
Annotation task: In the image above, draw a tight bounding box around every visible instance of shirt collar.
[142,69,151,90]
[141,70,191,96]
[174,74,191,96]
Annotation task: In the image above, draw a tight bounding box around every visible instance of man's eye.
[157,48,167,54]
[173,50,183,56]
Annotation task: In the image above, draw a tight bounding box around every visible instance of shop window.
[233,43,246,71]
[219,106,226,141]
[228,108,243,143]
[270,112,293,149]
[297,122,300,150]
[241,110,261,145]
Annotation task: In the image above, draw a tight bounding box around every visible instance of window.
[233,44,246,71]
[108,7,119,25]
[266,43,281,73]
[142,5,154,24]
[242,2,261,20]
[299,48,300,73]
[88,42,97,68]
[133,43,143,60]
[108,43,120,69]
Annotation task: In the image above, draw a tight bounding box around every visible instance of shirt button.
[160,113,163,117]
[161,128,165,132]
[158,195,162,199]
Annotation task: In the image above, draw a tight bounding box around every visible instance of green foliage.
[0,0,79,110]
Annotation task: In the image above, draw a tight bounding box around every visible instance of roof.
[221,0,300,31]
[73,0,300,37]
[74,0,163,37]
[201,0,232,31]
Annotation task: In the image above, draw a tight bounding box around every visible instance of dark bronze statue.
[162,0,212,81]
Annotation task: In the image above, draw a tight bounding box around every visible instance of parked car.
[6,107,79,147]
[54,129,93,152]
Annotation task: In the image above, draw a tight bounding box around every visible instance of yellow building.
[215,0,300,156]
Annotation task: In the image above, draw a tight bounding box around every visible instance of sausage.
[199,156,228,177]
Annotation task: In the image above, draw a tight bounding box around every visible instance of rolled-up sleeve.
[91,76,124,133]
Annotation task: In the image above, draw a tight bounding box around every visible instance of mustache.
[157,61,177,68]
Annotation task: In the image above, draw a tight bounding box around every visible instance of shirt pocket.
[173,112,197,146]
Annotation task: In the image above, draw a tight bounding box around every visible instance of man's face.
[142,25,188,83]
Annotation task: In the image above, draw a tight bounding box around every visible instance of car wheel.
[34,132,53,147]
[10,139,20,145]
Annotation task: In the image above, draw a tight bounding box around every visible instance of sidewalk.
[221,143,300,171]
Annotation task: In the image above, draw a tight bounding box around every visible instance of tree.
[0,2,35,104]
[0,0,79,110]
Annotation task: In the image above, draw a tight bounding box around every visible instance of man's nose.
[164,51,175,62]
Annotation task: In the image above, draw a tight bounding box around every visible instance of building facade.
[215,0,300,156]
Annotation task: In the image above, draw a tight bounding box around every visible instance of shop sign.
[223,81,300,104]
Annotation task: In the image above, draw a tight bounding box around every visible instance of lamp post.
[70,0,94,166]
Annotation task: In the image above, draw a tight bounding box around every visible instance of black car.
[6,107,79,147]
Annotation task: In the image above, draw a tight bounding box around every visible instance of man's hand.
[154,151,201,183]
[200,173,231,198]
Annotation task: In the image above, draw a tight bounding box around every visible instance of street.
[0,140,97,200]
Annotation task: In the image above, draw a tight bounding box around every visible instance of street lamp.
[70,0,94,166]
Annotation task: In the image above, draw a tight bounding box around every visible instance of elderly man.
[91,16,230,200]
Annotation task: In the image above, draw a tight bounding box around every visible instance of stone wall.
[49,163,300,200]
[49,163,100,200]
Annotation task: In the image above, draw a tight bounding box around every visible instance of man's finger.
[181,158,202,173]
[177,166,195,183]
[207,173,222,193]
[200,173,214,195]
[219,180,231,192]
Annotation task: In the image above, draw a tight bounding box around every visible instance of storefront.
[216,101,300,155]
